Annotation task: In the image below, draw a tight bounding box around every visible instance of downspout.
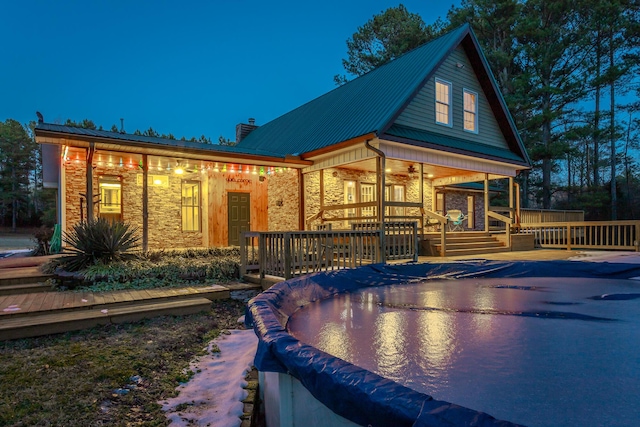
[86,142,95,221]
[365,140,386,263]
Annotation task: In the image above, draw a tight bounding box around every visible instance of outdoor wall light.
[174,161,184,175]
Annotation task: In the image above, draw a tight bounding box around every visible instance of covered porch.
[301,137,522,257]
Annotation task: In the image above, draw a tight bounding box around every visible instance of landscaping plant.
[58,218,140,272]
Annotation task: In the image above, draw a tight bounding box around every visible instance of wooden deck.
[0,254,261,341]
[0,283,260,341]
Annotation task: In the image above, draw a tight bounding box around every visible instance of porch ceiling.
[338,157,470,180]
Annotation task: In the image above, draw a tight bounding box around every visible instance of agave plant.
[59,218,141,272]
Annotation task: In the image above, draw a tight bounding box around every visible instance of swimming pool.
[247,261,640,427]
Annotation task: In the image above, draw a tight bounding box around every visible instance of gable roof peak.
[236,24,471,157]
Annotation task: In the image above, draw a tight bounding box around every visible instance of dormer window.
[463,89,478,133]
[435,78,452,126]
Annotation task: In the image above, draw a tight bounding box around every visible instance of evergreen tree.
[515,0,591,208]
[0,119,37,230]
[334,4,443,84]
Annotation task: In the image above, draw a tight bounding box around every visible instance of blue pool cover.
[246,260,640,427]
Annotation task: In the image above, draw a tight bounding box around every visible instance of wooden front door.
[228,192,250,246]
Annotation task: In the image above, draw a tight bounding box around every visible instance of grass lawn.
[0,299,246,426]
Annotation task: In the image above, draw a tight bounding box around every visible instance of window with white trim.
[344,180,357,228]
[463,89,478,133]
[385,184,406,217]
[360,183,376,221]
[435,78,452,126]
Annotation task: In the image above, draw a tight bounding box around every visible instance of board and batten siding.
[394,46,509,150]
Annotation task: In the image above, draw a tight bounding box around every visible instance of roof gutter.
[35,129,312,166]
[301,133,377,160]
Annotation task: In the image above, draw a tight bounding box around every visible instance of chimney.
[235,118,258,143]
[120,118,125,133]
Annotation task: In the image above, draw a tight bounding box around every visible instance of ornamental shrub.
[58,218,140,272]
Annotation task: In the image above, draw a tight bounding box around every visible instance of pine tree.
[0,119,37,230]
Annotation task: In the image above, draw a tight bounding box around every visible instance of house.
[35,24,530,255]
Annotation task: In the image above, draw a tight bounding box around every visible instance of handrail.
[487,210,513,250]
[487,210,513,225]
[423,209,447,256]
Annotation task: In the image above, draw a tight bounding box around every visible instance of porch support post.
[86,142,95,221]
[484,173,489,233]
[142,154,149,253]
[319,169,324,212]
[508,177,514,222]
[365,140,385,263]
[515,182,521,225]
[298,169,305,230]
[419,163,424,235]
[377,156,385,224]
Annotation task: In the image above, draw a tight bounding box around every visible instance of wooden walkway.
[0,254,261,341]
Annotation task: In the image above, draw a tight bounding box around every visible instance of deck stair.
[0,298,213,341]
[423,232,509,257]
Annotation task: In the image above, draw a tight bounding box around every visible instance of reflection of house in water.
[36,23,530,254]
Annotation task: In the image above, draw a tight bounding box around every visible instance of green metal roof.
[236,24,471,156]
[35,123,283,158]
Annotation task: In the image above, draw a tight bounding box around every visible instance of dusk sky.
[1,1,457,141]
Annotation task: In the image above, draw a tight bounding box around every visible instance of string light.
[222,164,227,173]
[259,167,265,176]
[252,166,257,175]
[213,162,219,172]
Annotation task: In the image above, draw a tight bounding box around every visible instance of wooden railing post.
[284,233,292,280]
[259,234,266,279]
[636,222,640,252]
[440,226,446,257]
[566,224,572,251]
[379,226,386,263]
[413,222,419,262]
[240,232,247,277]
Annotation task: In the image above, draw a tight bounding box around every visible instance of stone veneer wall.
[443,191,485,231]
[267,169,300,231]
[304,167,434,230]
[63,158,204,250]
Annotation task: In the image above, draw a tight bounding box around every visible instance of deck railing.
[517,221,640,251]
[240,222,418,279]
[520,209,584,223]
